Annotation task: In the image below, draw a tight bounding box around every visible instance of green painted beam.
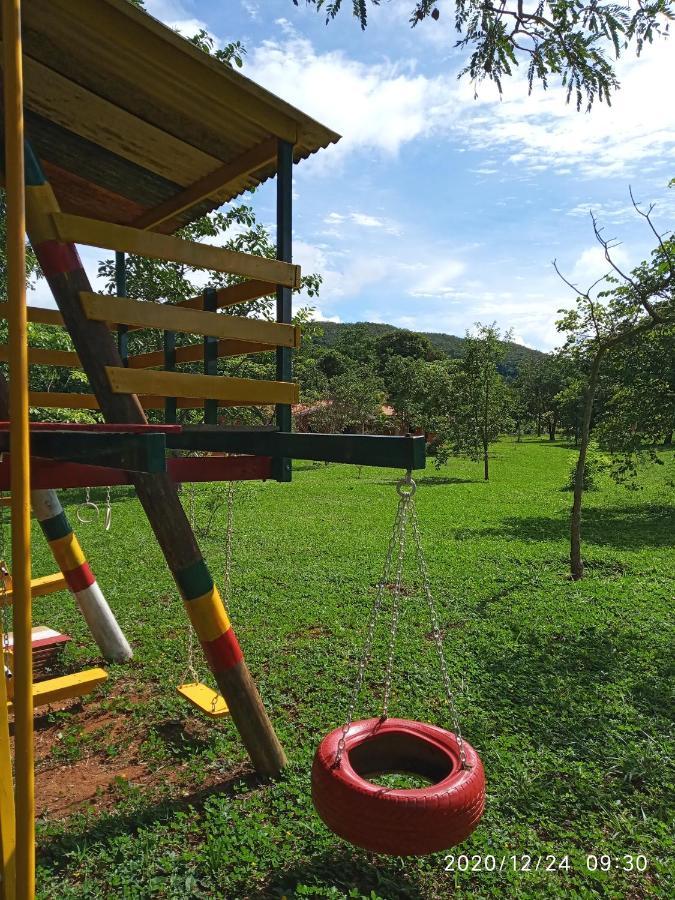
[166,428,426,470]
[0,431,167,473]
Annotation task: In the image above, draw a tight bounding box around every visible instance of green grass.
[20,438,674,898]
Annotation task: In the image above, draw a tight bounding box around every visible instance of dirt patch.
[286,624,332,641]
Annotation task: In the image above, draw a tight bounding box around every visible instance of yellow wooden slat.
[133,138,278,232]
[128,338,274,369]
[27,391,233,411]
[80,292,300,348]
[0,573,68,605]
[177,279,276,312]
[105,366,299,406]
[0,345,80,368]
[51,214,302,289]
[6,668,108,712]
[0,304,65,327]
[176,683,229,719]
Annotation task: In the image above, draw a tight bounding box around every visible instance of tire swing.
[312,473,485,856]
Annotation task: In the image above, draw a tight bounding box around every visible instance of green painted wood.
[203,287,218,425]
[274,139,293,483]
[0,431,167,473]
[163,330,177,424]
[166,429,426,470]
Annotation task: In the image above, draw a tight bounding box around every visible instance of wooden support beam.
[0,345,80,367]
[132,138,278,232]
[50,213,302,288]
[105,366,299,406]
[127,338,274,369]
[26,140,287,778]
[0,454,273,490]
[0,430,167,473]
[79,292,299,348]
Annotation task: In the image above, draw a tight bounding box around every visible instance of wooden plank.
[132,138,278,232]
[0,304,65,327]
[0,345,80,368]
[80,292,299,348]
[128,338,274,369]
[176,682,229,719]
[1,573,67,605]
[51,214,302,288]
[27,391,233,411]
[6,668,108,712]
[105,366,299,405]
[177,279,276,312]
[21,53,221,187]
[0,455,274,490]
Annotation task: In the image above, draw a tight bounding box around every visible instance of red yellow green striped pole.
[2,0,35,894]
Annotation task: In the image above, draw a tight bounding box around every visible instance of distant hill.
[316,321,546,379]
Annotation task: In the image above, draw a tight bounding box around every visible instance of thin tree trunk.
[570,351,604,580]
[483,438,489,480]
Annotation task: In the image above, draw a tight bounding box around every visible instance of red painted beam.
[0,455,273,489]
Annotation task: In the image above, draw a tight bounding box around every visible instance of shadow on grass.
[458,504,674,550]
[37,767,263,876]
[261,847,422,899]
[374,476,477,487]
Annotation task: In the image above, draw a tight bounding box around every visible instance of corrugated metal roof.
[1,0,340,232]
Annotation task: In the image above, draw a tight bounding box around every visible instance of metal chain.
[409,500,468,768]
[222,481,235,610]
[180,481,200,686]
[104,485,112,532]
[334,474,413,766]
[381,479,414,718]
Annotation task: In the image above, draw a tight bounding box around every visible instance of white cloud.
[323,211,401,234]
[408,259,466,297]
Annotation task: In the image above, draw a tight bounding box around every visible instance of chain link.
[335,471,468,769]
[409,501,468,768]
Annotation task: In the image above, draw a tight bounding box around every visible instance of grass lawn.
[20,438,673,898]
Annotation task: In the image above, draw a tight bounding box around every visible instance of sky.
[33,0,675,351]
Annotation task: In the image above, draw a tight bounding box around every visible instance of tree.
[297,0,673,110]
[309,368,385,433]
[384,355,454,435]
[445,323,513,479]
[555,189,674,579]
[375,329,436,372]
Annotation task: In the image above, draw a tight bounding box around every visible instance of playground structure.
[0,1,435,894]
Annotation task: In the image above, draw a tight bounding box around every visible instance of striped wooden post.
[0,375,132,663]
[31,491,133,662]
[21,141,287,777]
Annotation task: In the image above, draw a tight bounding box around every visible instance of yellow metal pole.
[0,659,16,899]
[2,1,34,897]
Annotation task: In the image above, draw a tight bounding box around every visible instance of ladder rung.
[177,682,229,719]
[0,572,67,604]
[6,667,108,711]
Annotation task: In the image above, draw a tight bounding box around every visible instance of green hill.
[316,321,546,378]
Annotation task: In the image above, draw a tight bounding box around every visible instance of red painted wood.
[0,455,272,489]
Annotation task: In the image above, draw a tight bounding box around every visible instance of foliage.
[31,442,675,898]
[297,0,673,109]
[565,445,609,491]
[0,190,41,298]
[440,323,513,478]
[304,367,385,432]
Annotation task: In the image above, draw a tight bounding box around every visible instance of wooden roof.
[1,0,340,233]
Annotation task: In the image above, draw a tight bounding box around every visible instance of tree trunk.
[665,431,673,446]
[548,418,557,441]
[570,351,604,580]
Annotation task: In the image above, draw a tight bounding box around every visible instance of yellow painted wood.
[21,53,220,187]
[0,345,81,367]
[128,338,274,369]
[6,668,108,712]
[176,683,229,719]
[105,366,299,405]
[0,302,65,327]
[28,391,219,411]
[177,279,276,312]
[52,214,302,288]
[1,573,67,605]
[133,138,278,231]
[80,292,299,348]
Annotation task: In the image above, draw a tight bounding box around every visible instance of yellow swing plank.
[176,682,229,719]
[6,668,108,711]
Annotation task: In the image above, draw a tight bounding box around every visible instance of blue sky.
[35,0,675,350]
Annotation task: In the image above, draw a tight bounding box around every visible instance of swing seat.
[312,718,485,856]
[176,682,229,719]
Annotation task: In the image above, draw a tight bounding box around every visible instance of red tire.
[311,718,485,856]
